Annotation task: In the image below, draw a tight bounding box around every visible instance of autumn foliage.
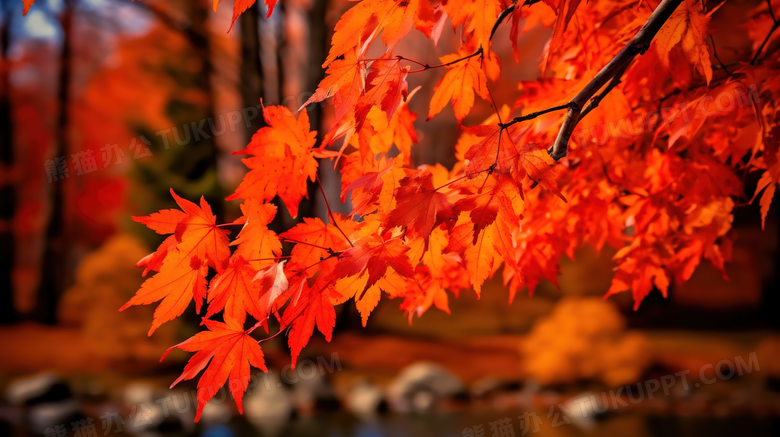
[22,0,780,422]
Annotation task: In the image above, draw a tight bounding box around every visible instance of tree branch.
[750,0,780,65]
[500,103,572,128]
[538,0,684,161]
[578,61,630,120]
[134,1,207,48]
[490,2,516,42]
[490,0,545,42]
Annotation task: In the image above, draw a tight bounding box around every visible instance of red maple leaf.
[161,317,267,422]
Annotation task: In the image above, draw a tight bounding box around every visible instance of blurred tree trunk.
[310,0,347,218]
[307,0,329,134]
[240,1,263,136]
[188,0,223,221]
[37,0,73,324]
[135,1,223,224]
[0,0,18,324]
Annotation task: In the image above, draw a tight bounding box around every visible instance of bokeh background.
[1,0,779,436]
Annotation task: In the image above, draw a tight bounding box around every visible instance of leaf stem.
[499,104,572,129]
[247,255,292,262]
[315,174,354,247]
[258,326,288,343]
[289,251,342,276]
[281,237,335,253]
[709,34,731,76]
[407,47,483,73]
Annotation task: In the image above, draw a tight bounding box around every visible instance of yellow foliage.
[522,296,651,387]
[58,234,178,361]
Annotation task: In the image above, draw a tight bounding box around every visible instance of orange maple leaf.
[384,171,454,241]
[454,174,522,243]
[329,236,415,299]
[342,155,410,216]
[23,0,34,15]
[442,0,507,50]
[281,215,357,270]
[427,48,491,123]
[302,47,366,122]
[540,0,582,71]
[228,105,318,218]
[205,255,266,326]
[654,0,717,84]
[136,235,178,277]
[751,164,780,229]
[230,198,282,270]
[445,220,502,298]
[216,0,280,32]
[354,56,410,133]
[463,126,566,202]
[132,190,232,274]
[170,189,232,272]
[131,208,187,235]
[120,247,209,335]
[324,0,435,66]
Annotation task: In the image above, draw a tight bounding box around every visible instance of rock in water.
[386,362,464,412]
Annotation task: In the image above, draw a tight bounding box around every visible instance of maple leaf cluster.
[103,0,780,422]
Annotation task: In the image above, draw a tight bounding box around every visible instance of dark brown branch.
[489,0,545,42]
[578,61,630,120]
[712,61,738,70]
[136,2,207,48]
[750,0,780,65]
[709,34,731,76]
[490,3,516,42]
[546,0,685,161]
[767,0,778,23]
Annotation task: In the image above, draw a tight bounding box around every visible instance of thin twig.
[712,61,738,70]
[258,326,288,343]
[481,73,507,188]
[709,34,731,75]
[247,256,292,262]
[392,56,428,68]
[750,20,780,65]
[216,222,244,227]
[406,47,483,73]
[315,175,354,247]
[281,237,335,253]
[500,104,572,129]
[362,49,483,74]
[288,252,341,277]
